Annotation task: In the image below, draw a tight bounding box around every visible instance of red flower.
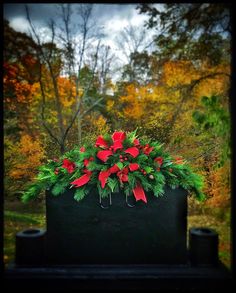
[117,167,129,182]
[133,138,140,146]
[129,163,139,172]
[95,136,109,148]
[112,131,126,142]
[54,168,59,175]
[154,157,163,166]
[62,159,76,173]
[80,146,86,152]
[84,159,90,167]
[143,144,154,155]
[125,147,139,158]
[84,157,94,167]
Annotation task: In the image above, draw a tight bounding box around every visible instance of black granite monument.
[45,187,187,264]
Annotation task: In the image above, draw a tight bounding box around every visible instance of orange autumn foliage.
[205,161,231,208]
[4,62,38,111]
[9,134,45,181]
[162,60,200,86]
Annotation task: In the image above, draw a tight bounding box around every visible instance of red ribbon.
[125,147,139,158]
[112,131,126,142]
[71,173,91,187]
[98,164,121,188]
[117,167,129,182]
[133,183,147,203]
[97,150,113,162]
[95,136,109,148]
[109,164,120,174]
[112,140,123,152]
[99,170,111,188]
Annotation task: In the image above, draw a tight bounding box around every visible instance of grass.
[3,200,231,269]
[187,215,231,269]
[4,200,46,266]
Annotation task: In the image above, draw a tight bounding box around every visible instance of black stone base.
[46,187,187,265]
[4,262,233,292]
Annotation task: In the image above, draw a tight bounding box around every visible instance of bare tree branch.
[62,39,101,144]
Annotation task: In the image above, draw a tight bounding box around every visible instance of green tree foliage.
[137,3,231,64]
[192,95,230,167]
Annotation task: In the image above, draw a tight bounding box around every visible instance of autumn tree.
[24,4,109,153]
[137,3,231,64]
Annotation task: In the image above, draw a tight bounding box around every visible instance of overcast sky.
[3,4,156,44]
[4,4,149,28]
[4,3,159,80]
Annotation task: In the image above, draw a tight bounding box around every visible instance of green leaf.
[143,166,154,174]
[51,183,67,196]
[162,161,173,167]
[107,177,118,192]
[128,172,137,189]
[97,183,110,198]
[153,184,165,197]
[74,187,87,202]
[21,185,42,203]
[116,162,123,169]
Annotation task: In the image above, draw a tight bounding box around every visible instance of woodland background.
[3,4,231,267]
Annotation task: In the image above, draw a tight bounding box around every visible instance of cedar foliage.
[22,130,205,203]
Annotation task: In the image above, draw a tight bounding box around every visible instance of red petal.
[98,170,110,188]
[83,169,92,175]
[121,174,129,182]
[62,158,70,168]
[154,157,163,166]
[133,184,147,203]
[125,147,139,158]
[84,159,90,167]
[71,174,90,187]
[62,159,75,173]
[67,165,75,173]
[95,136,109,148]
[112,140,123,152]
[109,164,120,174]
[129,163,139,172]
[80,146,86,152]
[133,138,140,146]
[122,167,129,174]
[112,131,126,142]
[97,150,113,162]
[144,146,154,155]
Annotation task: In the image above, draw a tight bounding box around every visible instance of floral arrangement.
[22,130,205,204]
